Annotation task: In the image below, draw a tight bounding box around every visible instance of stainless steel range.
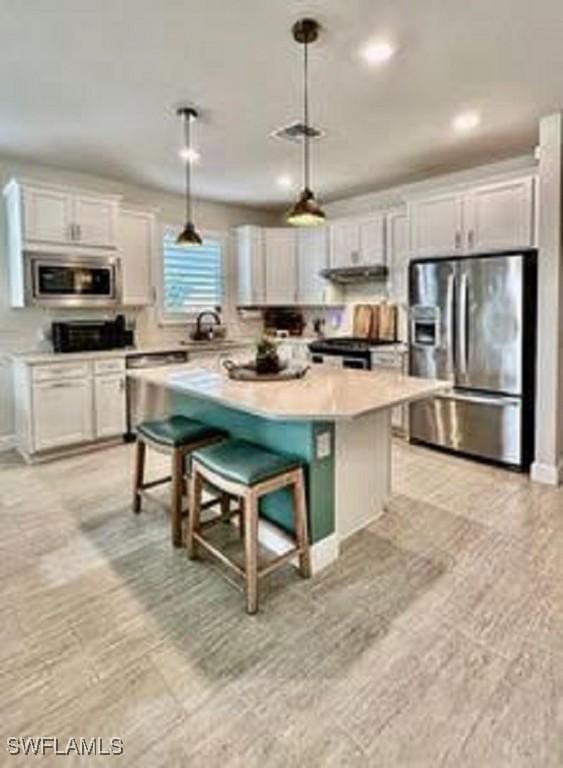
[408,250,537,469]
[308,337,400,370]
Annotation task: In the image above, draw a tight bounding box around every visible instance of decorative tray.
[222,360,310,382]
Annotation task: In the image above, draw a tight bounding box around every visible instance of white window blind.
[162,230,223,316]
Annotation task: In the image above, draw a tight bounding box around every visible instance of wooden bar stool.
[187,438,311,614]
[133,415,226,547]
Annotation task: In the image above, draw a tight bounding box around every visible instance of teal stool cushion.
[193,439,301,486]
[138,415,224,447]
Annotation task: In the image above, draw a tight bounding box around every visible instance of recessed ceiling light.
[360,40,396,65]
[179,147,200,163]
[453,110,481,133]
[277,174,293,188]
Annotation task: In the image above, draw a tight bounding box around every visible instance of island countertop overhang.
[127,362,450,422]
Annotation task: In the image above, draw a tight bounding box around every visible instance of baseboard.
[530,460,563,486]
[258,520,339,576]
[0,434,16,453]
[309,533,339,574]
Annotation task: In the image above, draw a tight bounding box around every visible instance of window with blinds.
[161,230,223,317]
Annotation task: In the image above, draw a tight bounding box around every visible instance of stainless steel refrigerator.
[408,250,537,469]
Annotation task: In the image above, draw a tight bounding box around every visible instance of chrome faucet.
[193,310,222,341]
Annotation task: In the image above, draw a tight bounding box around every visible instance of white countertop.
[9,339,255,365]
[127,360,449,421]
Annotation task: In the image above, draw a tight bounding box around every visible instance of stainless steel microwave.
[26,253,120,307]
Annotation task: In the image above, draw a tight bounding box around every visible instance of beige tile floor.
[0,440,562,767]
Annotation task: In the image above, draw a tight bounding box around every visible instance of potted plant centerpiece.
[255,336,282,374]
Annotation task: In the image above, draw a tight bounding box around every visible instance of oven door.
[28,254,119,307]
[310,353,370,370]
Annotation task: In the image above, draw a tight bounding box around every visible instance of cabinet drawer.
[32,362,90,381]
[94,357,126,375]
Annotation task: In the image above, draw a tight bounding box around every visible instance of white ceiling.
[1,0,562,208]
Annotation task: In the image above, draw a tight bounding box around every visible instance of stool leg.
[238,498,246,540]
[292,470,312,578]
[187,467,203,559]
[133,439,146,513]
[244,492,259,614]
[171,448,184,548]
[220,493,231,524]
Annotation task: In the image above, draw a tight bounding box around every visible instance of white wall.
[0,157,277,441]
[531,115,563,484]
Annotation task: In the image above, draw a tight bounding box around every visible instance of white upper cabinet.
[297,227,328,304]
[119,208,155,306]
[5,180,120,250]
[330,221,361,267]
[23,186,74,244]
[464,177,534,252]
[73,193,118,248]
[329,215,385,268]
[236,226,265,305]
[387,210,409,301]
[409,175,535,258]
[409,192,464,258]
[264,228,297,305]
[359,216,385,265]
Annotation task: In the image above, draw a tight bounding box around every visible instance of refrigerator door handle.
[458,273,469,376]
[447,272,456,373]
[435,391,521,407]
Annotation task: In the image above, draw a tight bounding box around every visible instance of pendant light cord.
[303,36,310,191]
[184,114,192,223]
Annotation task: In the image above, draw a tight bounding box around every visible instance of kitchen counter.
[127,361,446,421]
[128,360,448,571]
[9,339,255,365]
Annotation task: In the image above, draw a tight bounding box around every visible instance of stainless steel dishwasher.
[125,350,189,439]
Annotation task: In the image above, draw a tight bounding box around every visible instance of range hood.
[320,264,389,284]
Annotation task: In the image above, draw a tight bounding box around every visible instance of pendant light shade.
[176,220,202,246]
[287,18,326,227]
[287,187,326,226]
[176,107,202,246]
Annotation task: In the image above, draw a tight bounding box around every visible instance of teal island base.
[172,391,392,573]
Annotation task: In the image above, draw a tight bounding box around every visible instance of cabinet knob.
[454,231,462,250]
[467,229,475,251]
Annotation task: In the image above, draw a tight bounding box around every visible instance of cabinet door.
[23,186,73,244]
[264,228,297,305]
[297,227,328,304]
[359,216,385,264]
[32,379,93,451]
[73,194,118,247]
[465,177,534,252]
[409,193,464,258]
[387,211,410,340]
[329,221,360,267]
[237,226,265,305]
[120,209,154,305]
[94,374,126,438]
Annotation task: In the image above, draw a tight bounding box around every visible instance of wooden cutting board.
[370,304,381,340]
[379,302,398,341]
[353,305,373,338]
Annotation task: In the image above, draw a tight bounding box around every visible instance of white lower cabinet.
[33,378,93,451]
[94,374,127,438]
[16,357,127,458]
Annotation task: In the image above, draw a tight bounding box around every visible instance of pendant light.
[176,107,202,246]
[287,18,326,227]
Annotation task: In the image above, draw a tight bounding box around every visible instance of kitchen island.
[127,362,448,571]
